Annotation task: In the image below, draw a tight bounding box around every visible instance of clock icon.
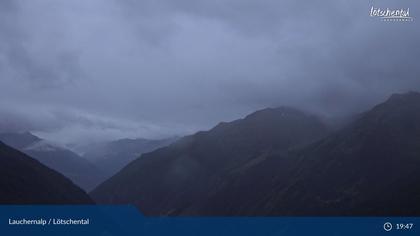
[384,222,393,232]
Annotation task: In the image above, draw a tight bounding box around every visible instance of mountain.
[82,137,176,179]
[0,131,41,149]
[0,132,104,191]
[92,91,420,216]
[91,107,329,215]
[0,141,93,204]
[252,91,420,215]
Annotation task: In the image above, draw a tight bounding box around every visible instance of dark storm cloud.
[0,0,419,144]
[0,0,84,89]
[115,0,420,113]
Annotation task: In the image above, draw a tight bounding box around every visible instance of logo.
[370,6,414,22]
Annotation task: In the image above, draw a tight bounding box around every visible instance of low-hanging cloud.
[0,0,419,144]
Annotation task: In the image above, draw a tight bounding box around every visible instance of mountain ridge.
[81,137,177,179]
[91,106,329,215]
[0,141,93,204]
[0,132,104,191]
[92,91,420,215]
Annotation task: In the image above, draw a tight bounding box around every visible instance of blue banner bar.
[0,206,418,236]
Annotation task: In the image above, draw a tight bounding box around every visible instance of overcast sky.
[0,0,419,145]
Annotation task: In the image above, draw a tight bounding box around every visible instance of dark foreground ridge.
[0,142,93,204]
[0,132,104,191]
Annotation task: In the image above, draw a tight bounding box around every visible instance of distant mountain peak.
[357,91,420,122]
[0,130,37,138]
[387,91,420,104]
[23,140,65,152]
[0,131,41,149]
[245,106,306,120]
